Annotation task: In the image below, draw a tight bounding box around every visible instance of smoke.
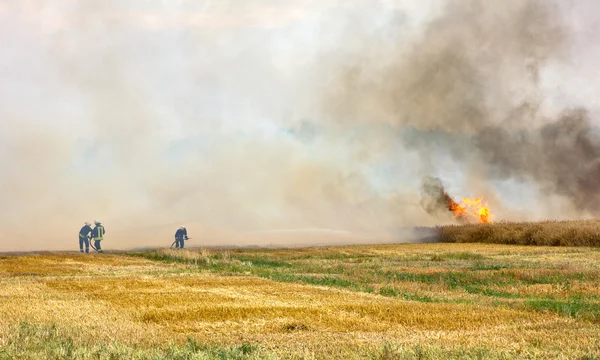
[320,0,600,220]
[0,0,597,251]
[474,109,600,214]
[323,0,565,129]
[419,176,459,223]
[0,0,433,252]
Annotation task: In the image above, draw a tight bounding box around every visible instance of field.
[437,220,600,247]
[1,242,600,359]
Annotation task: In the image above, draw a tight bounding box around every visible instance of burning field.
[1,174,599,358]
[1,0,600,357]
[419,175,600,247]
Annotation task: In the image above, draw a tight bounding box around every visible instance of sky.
[0,0,599,251]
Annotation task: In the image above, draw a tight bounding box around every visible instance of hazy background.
[1,0,599,251]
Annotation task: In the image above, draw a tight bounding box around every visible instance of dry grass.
[0,253,160,277]
[1,244,600,359]
[437,220,600,247]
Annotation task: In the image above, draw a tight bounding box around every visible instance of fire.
[420,175,493,224]
[449,197,492,224]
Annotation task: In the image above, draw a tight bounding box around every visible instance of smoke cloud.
[419,176,457,223]
[320,0,600,221]
[0,0,598,251]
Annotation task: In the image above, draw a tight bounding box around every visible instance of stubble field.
[0,242,599,359]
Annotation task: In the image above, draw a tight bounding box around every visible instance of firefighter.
[78,222,92,253]
[174,226,188,249]
[91,220,106,253]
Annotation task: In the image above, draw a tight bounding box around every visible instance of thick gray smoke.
[0,0,597,251]
[320,0,600,221]
[419,176,457,222]
[474,109,600,214]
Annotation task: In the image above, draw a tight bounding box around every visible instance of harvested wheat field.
[1,243,600,359]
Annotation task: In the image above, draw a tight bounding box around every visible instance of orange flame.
[450,197,492,224]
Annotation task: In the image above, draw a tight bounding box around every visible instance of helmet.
[179,226,185,230]
[85,222,91,226]
[94,220,101,225]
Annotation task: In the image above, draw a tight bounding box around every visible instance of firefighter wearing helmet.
[91,220,106,253]
[78,222,93,253]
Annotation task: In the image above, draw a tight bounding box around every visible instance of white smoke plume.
[0,0,598,251]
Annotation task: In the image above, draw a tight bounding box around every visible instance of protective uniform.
[78,222,92,253]
[91,221,106,253]
[174,226,188,249]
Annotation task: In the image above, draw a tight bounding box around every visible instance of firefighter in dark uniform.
[174,226,188,249]
[91,220,106,253]
[78,222,92,253]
